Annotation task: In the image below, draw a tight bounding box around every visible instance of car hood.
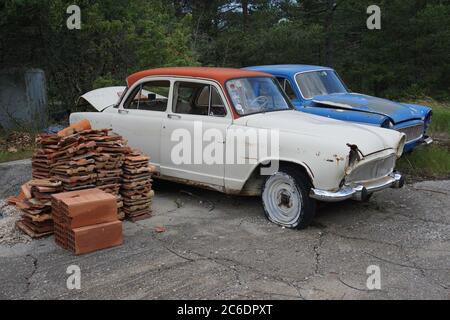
[78,86,168,112]
[311,93,423,124]
[237,110,403,156]
[77,86,127,111]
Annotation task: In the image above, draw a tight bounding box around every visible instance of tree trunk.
[242,0,249,30]
[324,0,337,67]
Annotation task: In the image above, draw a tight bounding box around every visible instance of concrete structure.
[0,68,47,131]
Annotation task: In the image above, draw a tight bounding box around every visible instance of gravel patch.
[0,200,30,246]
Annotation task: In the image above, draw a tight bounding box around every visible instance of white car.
[71,67,406,229]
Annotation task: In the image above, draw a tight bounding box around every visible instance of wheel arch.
[238,159,315,196]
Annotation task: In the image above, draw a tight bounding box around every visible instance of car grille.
[398,124,424,143]
[346,154,397,183]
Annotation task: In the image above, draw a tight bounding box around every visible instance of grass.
[397,145,450,179]
[410,98,450,137]
[0,149,34,164]
[0,130,35,164]
[399,98,450,179]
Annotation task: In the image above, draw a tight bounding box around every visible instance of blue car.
[244,65,433,153]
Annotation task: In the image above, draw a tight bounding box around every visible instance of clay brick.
[51,188,117,228]
[68,221,123,255]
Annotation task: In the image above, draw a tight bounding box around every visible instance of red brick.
[68,221,123,255]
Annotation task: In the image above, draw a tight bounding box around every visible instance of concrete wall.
[0,68,47,131]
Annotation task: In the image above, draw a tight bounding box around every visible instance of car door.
[110,78,171,169]
[160,79,232,189]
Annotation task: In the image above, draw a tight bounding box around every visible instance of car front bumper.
[310,172,405,202]
[422,136,433,145]
[403,135,433,153]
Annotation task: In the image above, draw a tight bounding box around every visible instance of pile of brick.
[52,188,123,255]
[11,180,63,238]
[13,120,155,243]
[120,152,155,222]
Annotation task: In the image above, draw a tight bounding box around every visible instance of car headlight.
[346,154,397,183]
[381,118,394,129]
[425,110,433,127]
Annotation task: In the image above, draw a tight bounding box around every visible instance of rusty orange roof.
[127,67,272,87]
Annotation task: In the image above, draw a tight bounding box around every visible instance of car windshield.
[226,77,292,116]
[296,70,348,99]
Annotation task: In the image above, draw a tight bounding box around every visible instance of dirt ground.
[0,160,449,300]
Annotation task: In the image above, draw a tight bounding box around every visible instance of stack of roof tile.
[120,152,155,222]
[16,120,156,243]
[91,131,130,220]
[50,133,98,191]
[12,180,63,238]
[32,134,61,179]
[52,188,123,255]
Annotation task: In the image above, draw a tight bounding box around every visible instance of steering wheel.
[249,96,269,110]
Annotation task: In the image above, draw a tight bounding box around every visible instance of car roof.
[127,67,271,87]
[243,64,333,76]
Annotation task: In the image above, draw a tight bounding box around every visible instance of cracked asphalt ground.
[0,160,449,300]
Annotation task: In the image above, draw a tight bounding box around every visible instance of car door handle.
[168,114,181,120]
[118,109,129,115]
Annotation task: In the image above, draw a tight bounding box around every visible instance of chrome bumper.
[422,136,433,145]
[310,172,405,202]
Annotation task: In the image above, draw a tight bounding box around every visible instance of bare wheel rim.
[263,173,303,226]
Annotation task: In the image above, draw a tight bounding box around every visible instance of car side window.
[173,82,227,117]
[276,77,297,100]
[124,80,170,111]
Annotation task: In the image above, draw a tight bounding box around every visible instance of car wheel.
[261,166,316,229]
